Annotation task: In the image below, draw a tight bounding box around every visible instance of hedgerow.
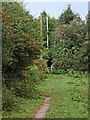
[2,2,47,111]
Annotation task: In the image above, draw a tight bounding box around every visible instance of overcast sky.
[23,2,88,21]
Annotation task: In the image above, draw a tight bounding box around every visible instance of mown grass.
[0,90,2,119]
[2,74,56,118]
[2,97,44,118]
[2,74,88,118]
[45,74,88,118]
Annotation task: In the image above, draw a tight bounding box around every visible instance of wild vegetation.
[2,2,47,112]
[1,2,89,118]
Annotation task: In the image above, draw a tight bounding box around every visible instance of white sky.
[23,0,89,2]
[23,2,88,21]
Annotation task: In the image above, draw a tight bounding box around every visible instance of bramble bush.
[2,86,20,111]
[2,2,47,111]
[6,59,47,98]
[2,2,41,75]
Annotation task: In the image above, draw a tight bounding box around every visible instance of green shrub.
[8,59,47,98]
[67,68,81,78]
[12,81,37,98]
[35,59,47,80]
[52,68,67,74]
[2,86,20,111]
[45,68,50,74]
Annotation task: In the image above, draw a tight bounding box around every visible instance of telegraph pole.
[46,16,49,49]
[40,13,42,59]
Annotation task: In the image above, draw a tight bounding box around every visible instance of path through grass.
[2,74,88,118]
[45,74,88,118]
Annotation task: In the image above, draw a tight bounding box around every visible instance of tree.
[59,4,80,24]
[50,17,87,71]
[2,2,42,84]
[86,11,90,73]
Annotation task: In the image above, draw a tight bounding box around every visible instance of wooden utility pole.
[46,16,49,49]
[40,13,42,59]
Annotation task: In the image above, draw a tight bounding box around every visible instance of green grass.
[45,74,88,118]
[2,74,88,118]
[2,97,44,118]
[0,90,2,119]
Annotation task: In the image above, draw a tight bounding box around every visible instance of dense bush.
[35,59,47,77]
[6,59,47,99]
[2,2,42,83]
[2,86,20,111]
[2,2,47,111]
[50,8,87,72]
[67,68,80,78]
[52,68,67,74]
[2,58,47,110]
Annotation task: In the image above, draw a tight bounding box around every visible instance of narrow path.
[35,96,51,118]
[34,79,58,119]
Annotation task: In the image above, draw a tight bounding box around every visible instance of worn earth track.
[35,96,51,118]
[33,79,58,119]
